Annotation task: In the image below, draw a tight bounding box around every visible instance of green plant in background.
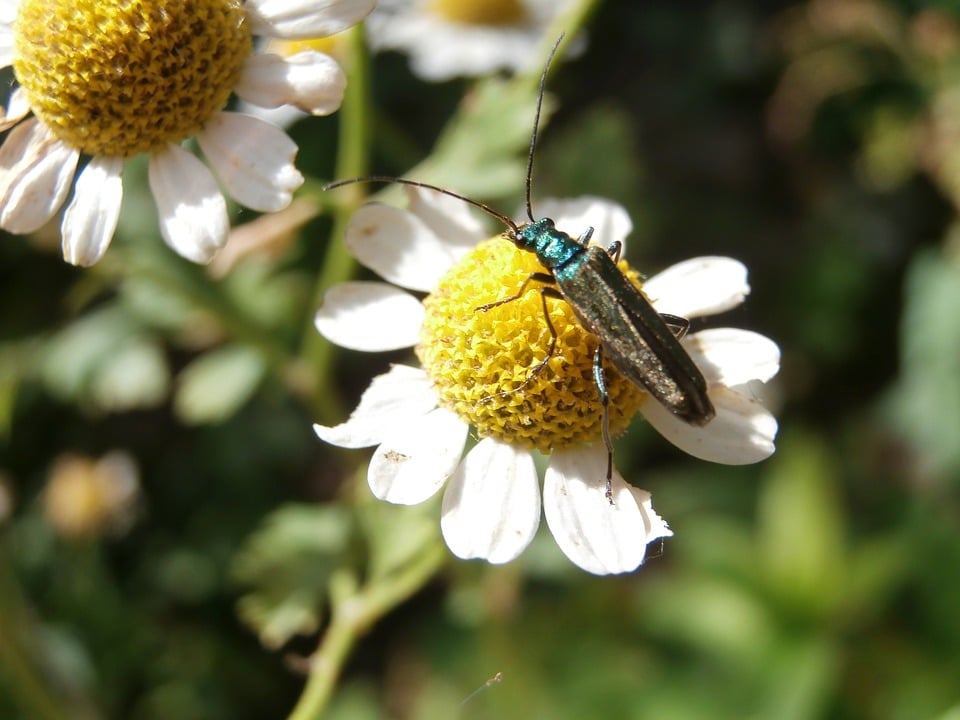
[1,0,960,719]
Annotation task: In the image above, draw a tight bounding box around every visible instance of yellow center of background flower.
[427,0,526,27]
[417,237,649,454]
[12,0,251,158]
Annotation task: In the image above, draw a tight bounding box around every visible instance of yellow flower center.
[12,0,252,158]
[417,237,649,454]
[427,0,527,27]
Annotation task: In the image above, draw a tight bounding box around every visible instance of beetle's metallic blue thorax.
[510,217,583,271]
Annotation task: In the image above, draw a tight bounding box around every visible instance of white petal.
[0,15,12,69]
[314,364,437,448]
[643,257,749,318]
[368,407,468,505]
[315,282,423,351]
[61,156,124,266]
[196,111,302,212]
[630,487,674,543]
[0,3,15,27]
[405,185,489,244]
[246,0,375,39]
[441,438,540,564]
[346,202,470,292]
[0,89,31,131]
[148,144,229,263]
[543,446,653,575]
[0,0,15,25]
[235,51,346,116]
[642,385,778,464]
[0,120,79,233]
[530,196,633,253]
[683,328,780,386]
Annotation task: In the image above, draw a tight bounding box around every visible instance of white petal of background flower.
[642,385,778,465]
[235,51,346,116]
[346,202,468,292]
[315,282,424,351]
[368,407,468,505]
[61,156,124,267]
[531,196,633,253]
[644,257,750,318]
[683,328,781,386]
[441,438,541,564]
[314,365,437,448]
[367,6,550,82]
[0,120,79,233]
[196,112,302,212]
[543,446,653,575]
[148,144,229,263]
[246,0,376,39]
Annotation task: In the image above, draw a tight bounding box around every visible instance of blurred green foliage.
[2,1,960,718]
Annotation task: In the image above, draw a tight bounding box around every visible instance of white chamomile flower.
[366,0,577,81]
[0,0,373,266]
[314,189,780,575]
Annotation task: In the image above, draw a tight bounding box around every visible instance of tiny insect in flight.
[325,35,716,499]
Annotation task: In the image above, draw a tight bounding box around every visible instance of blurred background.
[2,0,960,718]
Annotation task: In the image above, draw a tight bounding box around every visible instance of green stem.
[287,543,446,720]
[300,24,372,422]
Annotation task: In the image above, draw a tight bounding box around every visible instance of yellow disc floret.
[427,0,526,27]
[13,0,251,158]
[417,236,650,453]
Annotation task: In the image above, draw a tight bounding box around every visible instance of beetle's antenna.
[524,33,566,223]
[324,176,520,233]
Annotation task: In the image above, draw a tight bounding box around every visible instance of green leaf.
[40,306,169,411]
[173,345,266,425]
[89,338,168,412]
[885,246,960,477]
[358,497,442,582]
[757,429,846,618]
[232,504,353,649]
[412,75,554,200]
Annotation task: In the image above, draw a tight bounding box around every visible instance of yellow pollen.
[12,0,252,158]
[416,237,650,454]
[427,0,527,27]
[270,36,343,60]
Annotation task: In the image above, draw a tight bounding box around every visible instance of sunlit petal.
[641,385,778,464]
[236,51,346,116]
[644,257,749,318]
[314,365,437,448]
[368,407,468,505]
[543,446,655,575]
[441,438,540,564]
[197,112,302,212]
[346,201,467,291]
[0,120,78,233]
[61,156,123,267]
[148,144,228,263]
[315,282,424,351]
[683,328,781,385]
